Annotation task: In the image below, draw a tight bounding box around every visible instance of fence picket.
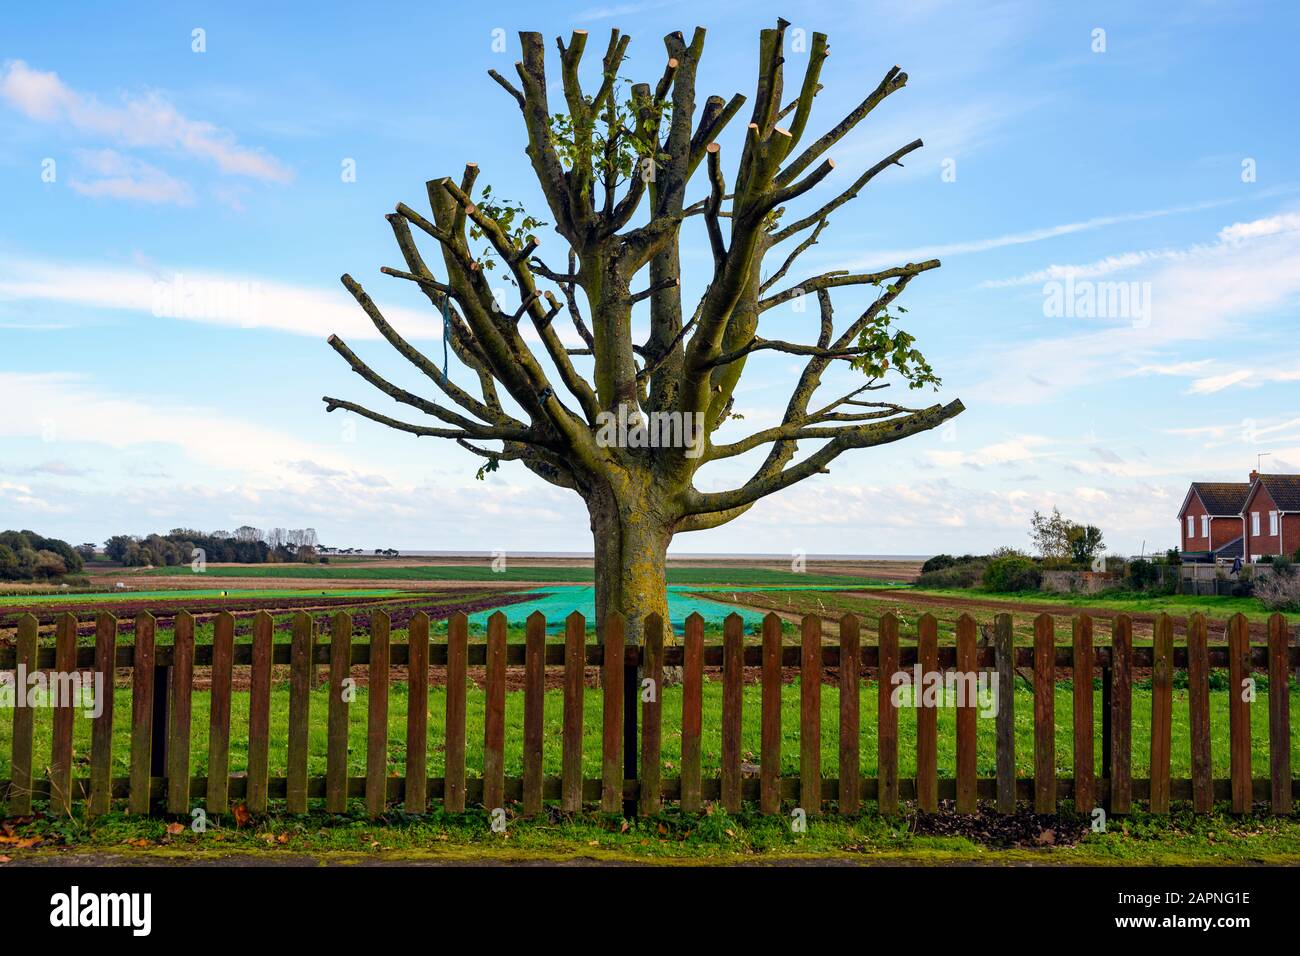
[721,613,744,813]
[49,613,78,816]
[600,612,626,813]
[206,610,234,816]
[994,613,1015,814]
[405,611,429,813]
[1033,613,1056,813]
[955,613,977,814]
[838,613,861,815]
[166,611,195,816]
[247,610,272,815]
[9,605,1282,823]
[483,611,507,812]
[639,613,664,816]
[1149,613,1173,814]
[563,611,586,813]
[403,616,428,811]
[365,610,391,818]
[325,611,352,814]
[760,611,782,815]
[1227,613,1252,814]
[877,611,900,815]
[1110,615,1132,815]
[88,612,117,818]
[1187,612,1212,813]
[445,612,469,813]
[916,613,938,812]
[9,615,38,816]
[286,611,313,814]
[1072,614,1094,813]
[522,611,545,817]
[680,613,704,814]
[1268,613,1292,816]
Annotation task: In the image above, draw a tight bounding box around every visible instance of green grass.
[12,804,1300,865]
[908,586,1297,622]
[3,680,1294,782]
[6,681,1299,864]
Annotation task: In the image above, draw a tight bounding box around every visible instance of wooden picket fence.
[0,608,1295,818]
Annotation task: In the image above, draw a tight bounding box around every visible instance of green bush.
[917,559,987,589]
[982,555,1042,592]
[1127,558,1157,590]
[921,554,956,574]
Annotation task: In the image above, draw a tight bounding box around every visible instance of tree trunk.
[588,486,671,646]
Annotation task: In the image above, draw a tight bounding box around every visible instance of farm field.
[124,563,897,587]
[715,586,1297,643]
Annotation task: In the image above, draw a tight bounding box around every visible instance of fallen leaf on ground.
[165,822,184,836]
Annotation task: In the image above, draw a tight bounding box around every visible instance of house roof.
[1214,536,1244,559]
[1188,482,1251,516]
[1251,474,1300,512]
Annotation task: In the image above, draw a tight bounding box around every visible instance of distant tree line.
[0,529,85,581]
[104,526,321,567]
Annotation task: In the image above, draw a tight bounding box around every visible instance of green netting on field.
[466,584,863,632]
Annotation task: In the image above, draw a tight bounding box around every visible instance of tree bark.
[588,484,671,646]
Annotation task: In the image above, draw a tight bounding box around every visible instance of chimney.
[1250,469,1260,482]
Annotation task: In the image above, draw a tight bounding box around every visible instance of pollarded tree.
[324,20,964,641]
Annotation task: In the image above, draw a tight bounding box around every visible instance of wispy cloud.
[68,148,193,205]
[854,198,1238,270]
[0,256,444,341]
[966,210,1300,404]
[982,212,1300,287]
[0,59,292,184]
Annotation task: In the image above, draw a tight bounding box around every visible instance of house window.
[1252,512,1261,535]
[1270,511,1279,535]
[1187,515,1195,538]
[1201,515,1210,537]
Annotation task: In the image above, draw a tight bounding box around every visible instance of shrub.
[921,554,956,574]
[1255,571,1300,611]
[1127,558,1157,590]
[983,555,1042,592]
[917,559,987,589]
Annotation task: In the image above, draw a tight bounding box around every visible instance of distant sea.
[393,550,933,561]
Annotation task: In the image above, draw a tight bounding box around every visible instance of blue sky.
[2,0,1298,555]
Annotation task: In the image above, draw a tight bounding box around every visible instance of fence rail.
[1,608,1295,819]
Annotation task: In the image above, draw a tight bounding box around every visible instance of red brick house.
[1177,481,1249,561]
[1241,472,1300,561]
[1179,471,1300,562]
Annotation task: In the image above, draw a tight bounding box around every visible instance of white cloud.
[1188,369,1254,394]
[852,197,1236,270]
[924,434,1052,469]
[0,372,353,482]
[983,209,1300,288]
[68,149,193,205]
[0,59,291,184]
[0,256,445,341]
[968,210,1300,404]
